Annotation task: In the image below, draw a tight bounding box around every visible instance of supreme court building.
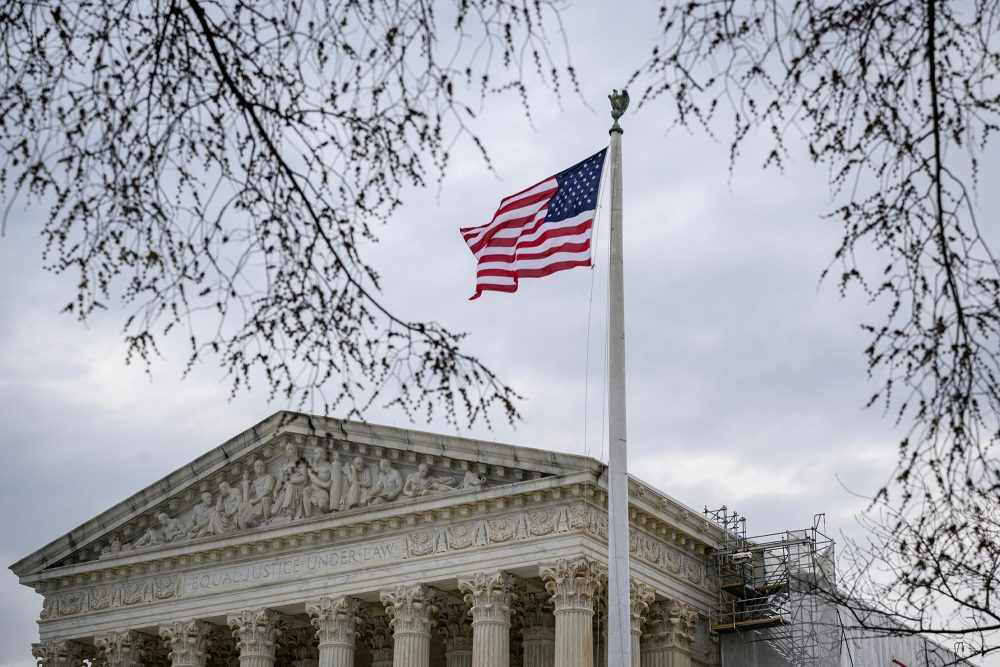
[12,411,728,667]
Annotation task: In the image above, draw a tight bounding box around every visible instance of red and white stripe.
[461,177,594,299]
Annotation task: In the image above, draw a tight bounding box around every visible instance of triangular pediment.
[10,412,602,578]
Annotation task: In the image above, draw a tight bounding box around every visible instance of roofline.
[10,411,609,576]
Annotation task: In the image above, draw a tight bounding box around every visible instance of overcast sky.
[1,2,991,666]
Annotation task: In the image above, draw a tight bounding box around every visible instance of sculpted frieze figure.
[296,448,330,516]
[239,459,275,529]
[187,488,236,539]
[344,456,373,509]
[369,458,404,505]
[272,443,313,520]
[308,450,347,512]
[461,470,486,490]
[402,463,457,498]
[127,511,185,550]
[217,480,242,526]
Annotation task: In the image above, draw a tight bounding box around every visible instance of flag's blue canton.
[545,148,608,224]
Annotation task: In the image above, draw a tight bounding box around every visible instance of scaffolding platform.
[704,507,835,666]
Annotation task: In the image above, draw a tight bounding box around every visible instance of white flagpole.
[606,89,632,667]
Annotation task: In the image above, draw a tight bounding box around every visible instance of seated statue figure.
[369,458,404,505]
[343,457,372,509]
[187,490,233,538]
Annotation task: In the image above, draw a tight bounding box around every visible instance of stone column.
[438,603,473,667]
[640,600,697,667]
[628,583,655,667]
[540,557,605,667]
[458,571,516,667]
[159,620,213,667]
[227,609,285,667]
[94,630,156,667]
[365,614,394,667]
[285,626,320,667]
[380,584,440,667]
[305,595,362,667]
[521,592,555,667]
[31,640,90,667]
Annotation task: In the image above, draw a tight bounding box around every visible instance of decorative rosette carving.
[538,557,605,612]
[305,595,362,647]
[379,584,440,636]
[457,571,518,624]
[227,609,285,658]
[159,619,213,666]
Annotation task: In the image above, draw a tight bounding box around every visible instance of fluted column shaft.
[306,596,361,667]
[228,609,283,667]
[458,572,516,667]
[160,620,212,667]
[381,584,439,667]
[540,558,605,667]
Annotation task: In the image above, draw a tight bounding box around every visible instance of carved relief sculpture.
[303,448,331,516]
[272,443,312,520]
[403,463,457,497]
[128,511,185,550]
[188,491,232,539]
[239,459,275,529]
[369,459,404,505]
[344,457,373,509]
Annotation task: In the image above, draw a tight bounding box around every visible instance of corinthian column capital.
[31,640,90,667]
[305,595,362,647]
[629,581,655,633]
[227,609,285,659]
[159,619,213,666]
[94,630,156,667]
[457,571,518,623]
[644,599,698,651]
[379,584,440,635]
[539,557,606,612]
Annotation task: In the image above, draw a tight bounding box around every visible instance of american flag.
[461,148,608,299]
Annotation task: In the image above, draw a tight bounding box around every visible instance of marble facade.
[12,412,723,667]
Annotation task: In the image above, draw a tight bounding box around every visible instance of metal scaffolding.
[704,507,836,666]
